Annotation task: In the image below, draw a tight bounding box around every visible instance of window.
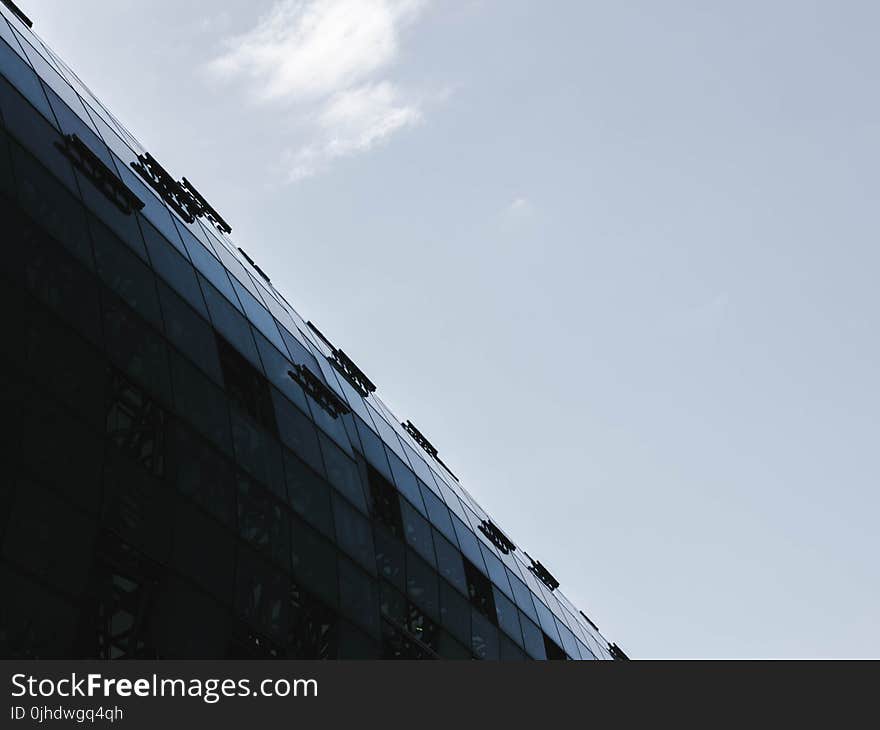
[2,477,96,600]
[463,558,497,623]
[272,388,323,475]
[254,331,309,413]
[166,419,234,526]
[283,450,333,538]
[471,609,499,660]
[480,543,513,599]
[143,219,208,317]
[216,334,275,433]
[100,289,172,405]
[171,499,234,602]
[432,530,467,595]
[21,389,104,515]
[493,586,524,648]
[419,481,456,542]
[168,350,232,452]
[366,461,403,537]
[401,499,436,567]
[23,301,104,429]
[237,475,290,570]
[337,557,379,638]
[405,550,439,621]
[91,217,161,328]
[230,408,285,500]
[508,570,539,623]
[386,447,425,514]
[353,416,393,481]
[519,614,546,660]
[319,433,367,512]
[105,369,166,478]
[234,547,288,641]
[157,281,223,385]
[101,451,172,564]
[373,527,405,591]
[21,226,102,346]
[439,578,471,645]
[291,517,338,607]
[0,41,55,133]
[331,492,375,575]
[201,276,261,369]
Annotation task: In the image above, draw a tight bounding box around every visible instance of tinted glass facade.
[0,3,622,660]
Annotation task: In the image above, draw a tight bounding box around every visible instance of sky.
[21,0,880,658]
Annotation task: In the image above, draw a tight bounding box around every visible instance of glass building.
[0,1,626,660]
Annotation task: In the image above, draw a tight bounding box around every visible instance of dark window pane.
[331,492,375,575]
[142,218,208,317]
[379,581,407,625]
[0,37,54,122]
[420,481,456,542]
[479,543,512,598]
[353,416,393,482]
[500,633,527,661]
[464,558,497,623]
[289,580,338,659]
[2,477,96,599]
[20,389,104,515]
[230,408,285,500]
[386,448,424,513]
[254,330,309,413]
[439,578,471,645]
[432,530,467,595]
[406,550,439,621]
[101,290,171,404]
[178,222,240,304]
[167,419,234,526]
[91,218,161,328]
[508,570,539,623]
[157,281,223,385]
[201,276,261,369]
[337,557,379,638]
[374,527,405,591]
[493,586,524,648]
[105,369,166,478]
[6,135,92,267]
[366,462,403,538]
[21,230,101,345]
[320,433,366,512]
[452,515,485,570]
[290,517,337,607]
[401,498,435,567]
[471,609,499,660]
[520,613,547,660]
[101,451,172,563]
[283,449,333,537]
[237,474,290,570]
[234,547,288,641]
[272,388,323,474]
[23,303,104,429]
[171,499,234,602]
[169,350,232,452]
[543,632,567,661]
[216,335,275,433]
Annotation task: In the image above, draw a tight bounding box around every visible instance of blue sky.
[25,0,880,657]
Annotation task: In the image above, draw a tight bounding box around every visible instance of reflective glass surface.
[0,6,619,660]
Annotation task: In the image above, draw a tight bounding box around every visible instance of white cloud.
[288,82,422,180]
[207,0,430,180]
[508,197,532,214]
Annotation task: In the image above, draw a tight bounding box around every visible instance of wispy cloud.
[207,0,430,180]
[506,196,534,217]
